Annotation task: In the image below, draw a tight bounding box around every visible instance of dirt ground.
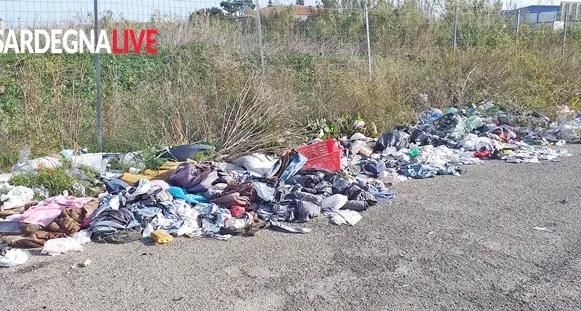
[2,145,581,311]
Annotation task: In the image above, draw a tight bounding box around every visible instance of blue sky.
[0,0,543,27]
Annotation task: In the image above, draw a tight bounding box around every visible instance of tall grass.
[0,0,579,167]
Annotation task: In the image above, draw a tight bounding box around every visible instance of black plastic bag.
[159,144,215,161]
[374,131,410,151]
[91,229,142,244]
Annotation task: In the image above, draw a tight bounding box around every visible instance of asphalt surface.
[1,145,581,311]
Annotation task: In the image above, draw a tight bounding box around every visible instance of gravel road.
[1,145,580,311]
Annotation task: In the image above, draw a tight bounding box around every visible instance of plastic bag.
[41,237,83,256]
[0,248,28,267]
[378,171,400,185]
[353,120,365,128]
[419,108,443,124]
[32,186,50,200]
[60,149,76,159]
[158,144,215,162]
[459,134,497,151]
[232,154,276,177]
[18,145,31,165]
[0,186,34,210]
[465,115,483,132]
[72,183,86,197]
[0,173,13,184]
[73,230,92,245]
[142,224,154,238]
[350,132,368,141]
[546,125,578,142]
[350,141,367,155]
[329,210,362,226]
[448,116,466,139]
[12,157,62,173]
[375,131,410,151]
[120,152,146,169]
[322,194,348,212]
[254,182,275,202]
[360,146,373,157]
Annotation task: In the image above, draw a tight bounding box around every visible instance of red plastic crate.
[297,139,342,172]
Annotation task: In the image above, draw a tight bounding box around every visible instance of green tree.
[296,0,305,5]
[190,7,225,20]
[321,0,338,8]
[220,0,256,16]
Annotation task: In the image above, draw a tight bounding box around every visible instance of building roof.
[520,5,560,13]
[502,4,560,15]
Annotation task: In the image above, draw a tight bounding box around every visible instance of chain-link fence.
[0,0,577,152]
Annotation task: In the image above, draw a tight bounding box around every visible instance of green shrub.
[11,167,78,197]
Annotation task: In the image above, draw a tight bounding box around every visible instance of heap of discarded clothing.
[0,148,394,266]
[340,104,577,180]
[1,102,579,267]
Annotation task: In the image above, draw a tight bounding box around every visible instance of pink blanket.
[20,196,94,227]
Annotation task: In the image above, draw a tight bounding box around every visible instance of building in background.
[502,5,561,23]
[561,1,581,20]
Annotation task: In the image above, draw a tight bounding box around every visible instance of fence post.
[515,9,520,51]
[562,14,568,58]
[365,5,372,81]
[255,4,266,76]
[453,1,458,53]
[94,0,103,152]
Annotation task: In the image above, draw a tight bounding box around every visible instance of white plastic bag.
[350,141,366,155]
[174,200,202,237]
[458,134,500,151]
[142,224,154,238]
[73,230,92,245]
[0,186,34,210]
[350,132,368,141]
[12,157,62,173]
[359,146,373,157]
[214,162,245,171]
[0,173,13,184]
[378,171,400,185]
[41,237,83,256]
[329,210,362,226]
[322,194,348,212]
[232,154,276,177]
[0,248,28,267]
[382,146,398,156]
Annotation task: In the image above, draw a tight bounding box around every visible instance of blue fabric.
[104,179,129,194]
[370,191,395,200]
[267,152,308,182]
[133,206,162,222]
[280,153,308,182]
[196,203,231,237]
[401,163,438,179]
[420,109,443,124]
[167,187,209,204]
[254,182,275,202]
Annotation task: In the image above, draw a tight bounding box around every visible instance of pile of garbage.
[340,103,577,180]
[0,102,579,267]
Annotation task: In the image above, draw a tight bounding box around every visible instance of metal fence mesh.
[0,0,576,150]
